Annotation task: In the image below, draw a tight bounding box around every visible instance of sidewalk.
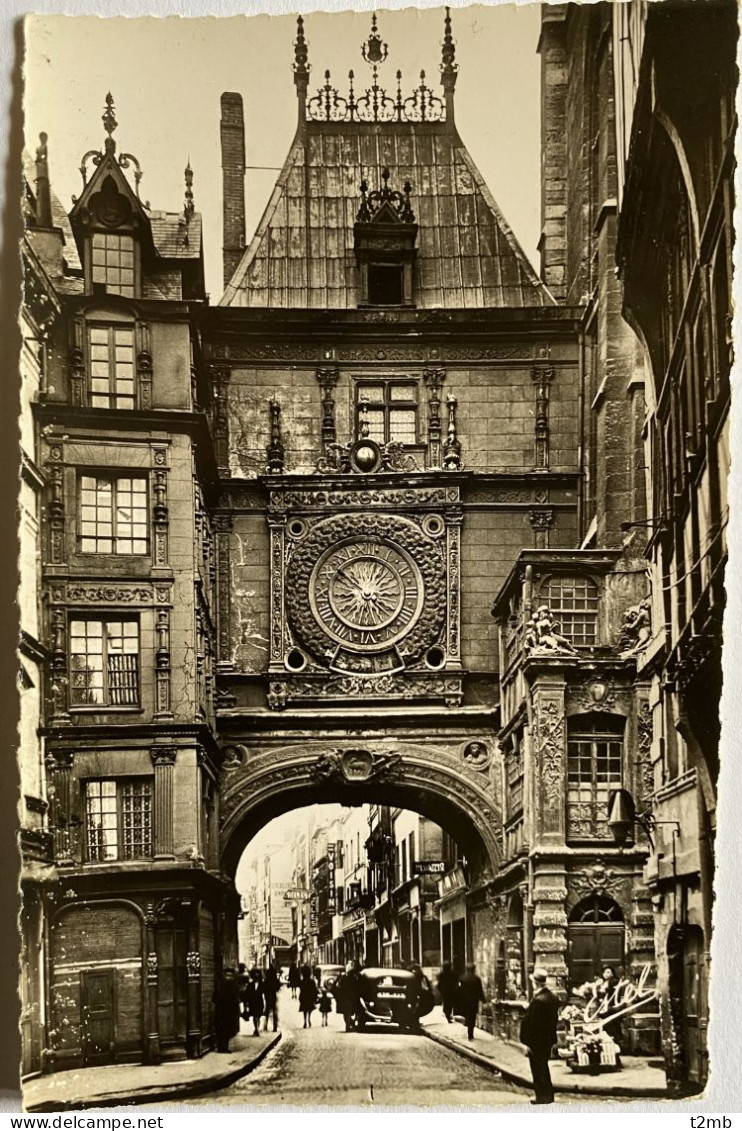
[421,1008,668,1099]
[23,1026,281,1112]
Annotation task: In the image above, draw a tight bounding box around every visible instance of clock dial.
[310,538,423,651]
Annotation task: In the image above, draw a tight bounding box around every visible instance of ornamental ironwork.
[306,13,445,123]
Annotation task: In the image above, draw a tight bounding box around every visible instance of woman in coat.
[245,968,265,1037]
[298,965,319,1028]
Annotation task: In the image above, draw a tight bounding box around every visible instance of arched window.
[568,895,624,989]
[541,575,599,646]
[567,713,625,841]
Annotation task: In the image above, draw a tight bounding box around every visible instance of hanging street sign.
[284,888,312,902]
[414,860,447,875]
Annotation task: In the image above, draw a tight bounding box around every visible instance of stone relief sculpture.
[523,605,577,656]
[619,597,652,656]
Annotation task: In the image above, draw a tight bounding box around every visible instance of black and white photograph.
[15,0,737,1113]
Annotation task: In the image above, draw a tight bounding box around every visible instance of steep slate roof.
[221,123,553,310]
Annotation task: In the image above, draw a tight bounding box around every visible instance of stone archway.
[219,739,502,887]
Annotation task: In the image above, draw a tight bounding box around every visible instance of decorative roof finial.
[440,7,458,121]
[293,14,310,116]
[34,132,53,229]
[184,159,194,218]
[102,92,118,153]
[362,12,388,70]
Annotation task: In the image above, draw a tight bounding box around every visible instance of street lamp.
[607,788,680,851]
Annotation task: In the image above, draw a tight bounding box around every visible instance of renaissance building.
[19,3,733,1095]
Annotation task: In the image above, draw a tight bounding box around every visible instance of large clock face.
[310,538,424,652]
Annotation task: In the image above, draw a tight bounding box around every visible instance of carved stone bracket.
[529,507,554,550]
[531,365,554,471]
[423,367,446,468]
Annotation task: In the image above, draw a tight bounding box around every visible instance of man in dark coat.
[213,969,241,1052]
[519,967,559,1105]
[436,962,458,1023]
[457,963,485,1040]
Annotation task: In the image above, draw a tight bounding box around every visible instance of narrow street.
[148,1000,529,1108]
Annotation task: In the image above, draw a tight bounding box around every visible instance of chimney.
[34,132,53,229]
[220,93,246,289]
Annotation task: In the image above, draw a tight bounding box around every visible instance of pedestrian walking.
[335,959,362,1032]
[237,962,250,1021]
[457,963,485,1040]
[213,968,241,1053]
[287,961,301,1000]
[436,962,458,1023]
[245,968,265,1037]
[318,986,333,1026]
[299,964,318,1028]
[262,963,280,1032]
[519,967,559,1105]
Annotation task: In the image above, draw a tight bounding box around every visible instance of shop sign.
[284,888,312,902]
[327,842,337,913]
[414,860,447,875]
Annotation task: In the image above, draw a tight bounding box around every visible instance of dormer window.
[368,263,403,306]
[354,168,418,307]
[91,232,135,297]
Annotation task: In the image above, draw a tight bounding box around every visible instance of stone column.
[151,747,176,859]
[531,866,569,995]
[144,908,160,1065]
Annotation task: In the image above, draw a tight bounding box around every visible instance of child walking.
[319,986,333,1027]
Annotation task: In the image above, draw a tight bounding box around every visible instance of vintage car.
[314,964,344,991]
[355,968,435,1032]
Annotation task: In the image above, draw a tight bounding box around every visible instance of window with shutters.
[84,778,153,861]
[567,714,625,841]
[541,575,600,646]
[69,618,140,708]
[78,474,148,554]
[356,380,418,445]
[88,325,136,409]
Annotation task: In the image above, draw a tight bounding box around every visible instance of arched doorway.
[567,895,624,989]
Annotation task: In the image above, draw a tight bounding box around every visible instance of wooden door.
[683,928,708,1086]
[156,929,188,1053]
[81,969,115,1066]
[568,924,624,987]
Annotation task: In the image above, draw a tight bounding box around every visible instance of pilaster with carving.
[317,367,339,452]
[443,393,462,470]
[446,505,463,667]
[152,450,169,567]
[49,607,69,722]
[137,322,153,410]
[531,365,554,470]
[144,905,160,1064]
[151,746,177,859]
[529,507,554,550]
[214,514,234,669]
[530,678,567,844]
[268,509,287,671]
[154,607,172,720]
[45,442,66,565]
[423,367,446,468]
[634,692,654,808]
[45,750,74,865]
[266,397,284,474]
[211,365,231,477]
[68,317,85,406]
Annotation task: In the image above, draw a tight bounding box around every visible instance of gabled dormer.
[354,169,418,306]
[69,94,153,300]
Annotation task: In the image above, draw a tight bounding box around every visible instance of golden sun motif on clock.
[310,538,424,652]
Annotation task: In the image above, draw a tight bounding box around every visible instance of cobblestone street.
[147,1002,528,1108]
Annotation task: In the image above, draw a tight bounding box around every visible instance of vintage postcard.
[18,1,735,1111]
